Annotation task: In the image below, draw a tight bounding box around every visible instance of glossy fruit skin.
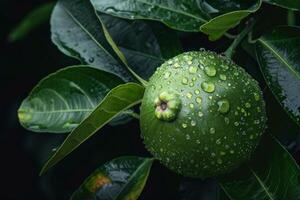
[140,51,267,178]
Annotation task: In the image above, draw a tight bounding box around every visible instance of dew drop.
[198,112,204,117]
[189,66,198,74]
[245,102,251,108]
[196,97,202,104]
[217,158,223,164]
[191,120,196,126]
[182,123,188,128]
[217,99,230,114]
[186,134,191,140]
[194,89,200,95]
[230,150,235,154]
[186,92,193,99]
[174,63,180,68]
[164,71,171,79]
[224,117,230,124]
[210,127,215,134]
[204,66,217,77]
[219,74,227,80]
[234,122,239,126]
[88,57,94,63]
[189,103,194,109]
[182,77,188,85]
[254,93,260,101]
[201,82,215,93]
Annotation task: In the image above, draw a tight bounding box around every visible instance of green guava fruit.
[140,51,267,178]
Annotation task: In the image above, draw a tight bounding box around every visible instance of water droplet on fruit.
[191,120,196,126]
[186,92,193,99]
[201,82,215,93]
[198,112,203,117]
[182,123,188,128]
[164,71,171,78]
[254,93,260,101]
[245,102,251,108]
[224,117,230,124]
[196,97,202,104]
[186,134,191,140]
[189,66,198,74]
[204,66,216,77]
[217,100,230,114]
[174,63,180,68]
[219,74,227,80]
[182,77,188,85]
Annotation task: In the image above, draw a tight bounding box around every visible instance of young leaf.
[8,2,55,42]
[90,0,209,32]
[71,156,154,200]
[219,135,300,199]
[255,26,300,127]
[263,0,300,11]
[18,66,123,133]
[40,83,145,175]
[200,0,262,41]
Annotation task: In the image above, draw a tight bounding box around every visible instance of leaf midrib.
[61,4,118,65]
[114,159,151,200]
[250,168,275,200]
[258,38,300,80]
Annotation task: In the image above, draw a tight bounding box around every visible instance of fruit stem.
[224,19,256,59]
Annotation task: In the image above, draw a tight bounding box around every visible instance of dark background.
[1,1,300,200]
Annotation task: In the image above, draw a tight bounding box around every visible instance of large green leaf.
[263,0,300,11]
[51,0,164,81]
[91,0,261,40]
[99,14,164,80]
[255,26,300,127]
[8,2,55,42]
[71,156,154,200]
[219,135,300,199]
[51,0,130,81]
[200,0,262,41]
[90,0,209,32]
[40,83,145,174]
[18,66,124,133]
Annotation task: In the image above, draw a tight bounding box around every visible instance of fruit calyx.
[154,91,181,122]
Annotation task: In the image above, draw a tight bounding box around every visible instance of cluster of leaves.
[13,0,300,199]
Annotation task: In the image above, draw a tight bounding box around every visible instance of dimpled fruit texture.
[140,51,267,178]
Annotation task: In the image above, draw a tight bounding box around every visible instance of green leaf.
[100,15,165,80]
[200,0,262,41]
[18,66,124,133]
[51,0,163,81]
[90,0,209,32]
[219,135,300,199]
[40,83,144,175]
[71,156,154,200]
[91,0,261,40]
[255,26,300,127]
[8,2,55,42]
[263,0,300,11]
[51,0,131,81]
